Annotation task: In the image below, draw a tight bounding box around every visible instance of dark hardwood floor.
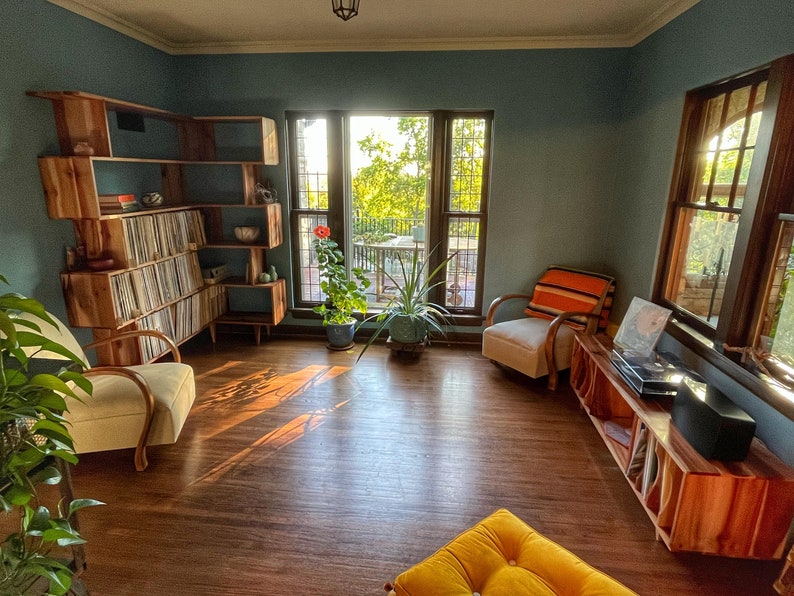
[71,334,786,595]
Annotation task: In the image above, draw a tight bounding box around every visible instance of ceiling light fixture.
[332,0,360,21]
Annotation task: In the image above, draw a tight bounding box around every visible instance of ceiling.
[47,0,700,55]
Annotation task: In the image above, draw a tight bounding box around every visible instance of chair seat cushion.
[482,317,576,379]
[390,509,637,595]
[66,362,195,454]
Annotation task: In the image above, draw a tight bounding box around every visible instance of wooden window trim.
[286,110,492,316]
[654,54,794,422]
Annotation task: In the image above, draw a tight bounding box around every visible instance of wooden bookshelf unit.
[30,90,286,364]
[570,333,794,559]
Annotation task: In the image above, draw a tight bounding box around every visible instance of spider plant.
[357,246,454,360]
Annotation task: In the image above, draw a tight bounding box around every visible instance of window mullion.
[427,111,450,307]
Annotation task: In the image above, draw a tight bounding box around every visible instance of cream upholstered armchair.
[16,311,196,471]
[482,266,615,390]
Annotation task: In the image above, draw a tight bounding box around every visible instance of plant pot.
[326,321,356,349]
[389,315,427,344]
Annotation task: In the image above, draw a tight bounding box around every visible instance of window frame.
[286,109,492,324]
[653,53,794,421]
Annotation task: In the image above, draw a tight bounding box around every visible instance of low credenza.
[570,333,794,559]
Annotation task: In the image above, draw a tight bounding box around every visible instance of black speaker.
[671,377,756,461]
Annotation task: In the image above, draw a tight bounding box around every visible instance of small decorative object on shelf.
[234,226,261,244]
[140,191,164,208]
[268,265,278,281]
[258,272,271,284]
[254,180,278,204]
[201,264,230,285]
[73,141,94,155]
[86,256,115,271]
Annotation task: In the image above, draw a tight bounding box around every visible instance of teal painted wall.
[607,0,794,314]
[171,49,629,313]
[0,1,175,331]
[609,0,794,462]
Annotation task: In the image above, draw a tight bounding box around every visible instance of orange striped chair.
[482,266,615,390]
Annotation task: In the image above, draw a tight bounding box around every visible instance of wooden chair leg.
[134,445,148,472]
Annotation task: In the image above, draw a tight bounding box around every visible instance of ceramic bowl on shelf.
[140,192,164,208]
[234,226,261,243]
[86,257,115,271]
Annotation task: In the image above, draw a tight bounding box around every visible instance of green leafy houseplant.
[0,275,103,595]
[312,225,371,325]
[357,246,454,360]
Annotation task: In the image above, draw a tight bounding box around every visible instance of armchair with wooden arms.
[482,266,615,390]
[16,311,196,471]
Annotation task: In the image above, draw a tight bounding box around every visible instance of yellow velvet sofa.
[387,509,637,595]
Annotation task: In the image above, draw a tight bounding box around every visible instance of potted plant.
[357,246,453,359]
[312,226,371,349]
[0,275,102,595]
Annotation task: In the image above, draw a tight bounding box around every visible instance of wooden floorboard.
[71,334,785,595]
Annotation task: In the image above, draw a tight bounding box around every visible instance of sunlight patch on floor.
[195,363,351,440]
[190,399,351,485]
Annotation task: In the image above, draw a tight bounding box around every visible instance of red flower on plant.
[313,225,331,239]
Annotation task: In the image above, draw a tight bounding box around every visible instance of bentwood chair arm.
[83,366,155,471]
[485,293,535,327]
[544,311,601,391]
[83,329,182,363]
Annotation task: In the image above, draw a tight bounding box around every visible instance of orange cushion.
[526,267,614,332]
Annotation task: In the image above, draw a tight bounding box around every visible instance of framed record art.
[614,297,672,356]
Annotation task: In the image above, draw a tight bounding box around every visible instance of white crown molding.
[626,0,700,46]
[169,35,635,56]
[46,0,176,54]
[47,0,698,55]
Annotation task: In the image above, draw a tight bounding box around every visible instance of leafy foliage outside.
[351,116,485,237]
[352,117,429,231]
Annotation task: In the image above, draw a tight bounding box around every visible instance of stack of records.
[99,194,140,215]
[610,348,686,398]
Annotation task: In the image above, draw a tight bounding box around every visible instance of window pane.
[690,81,765,209]
[295,118,328,210]
[446,217,479,308]
[719,118,745,150]
[666,208,740,327]
[759,221,794,367]
[349,115,430,306]
[745,104,764,146]
[298,213,328,302]
[703,94,725,140]
[449,118,486,213]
